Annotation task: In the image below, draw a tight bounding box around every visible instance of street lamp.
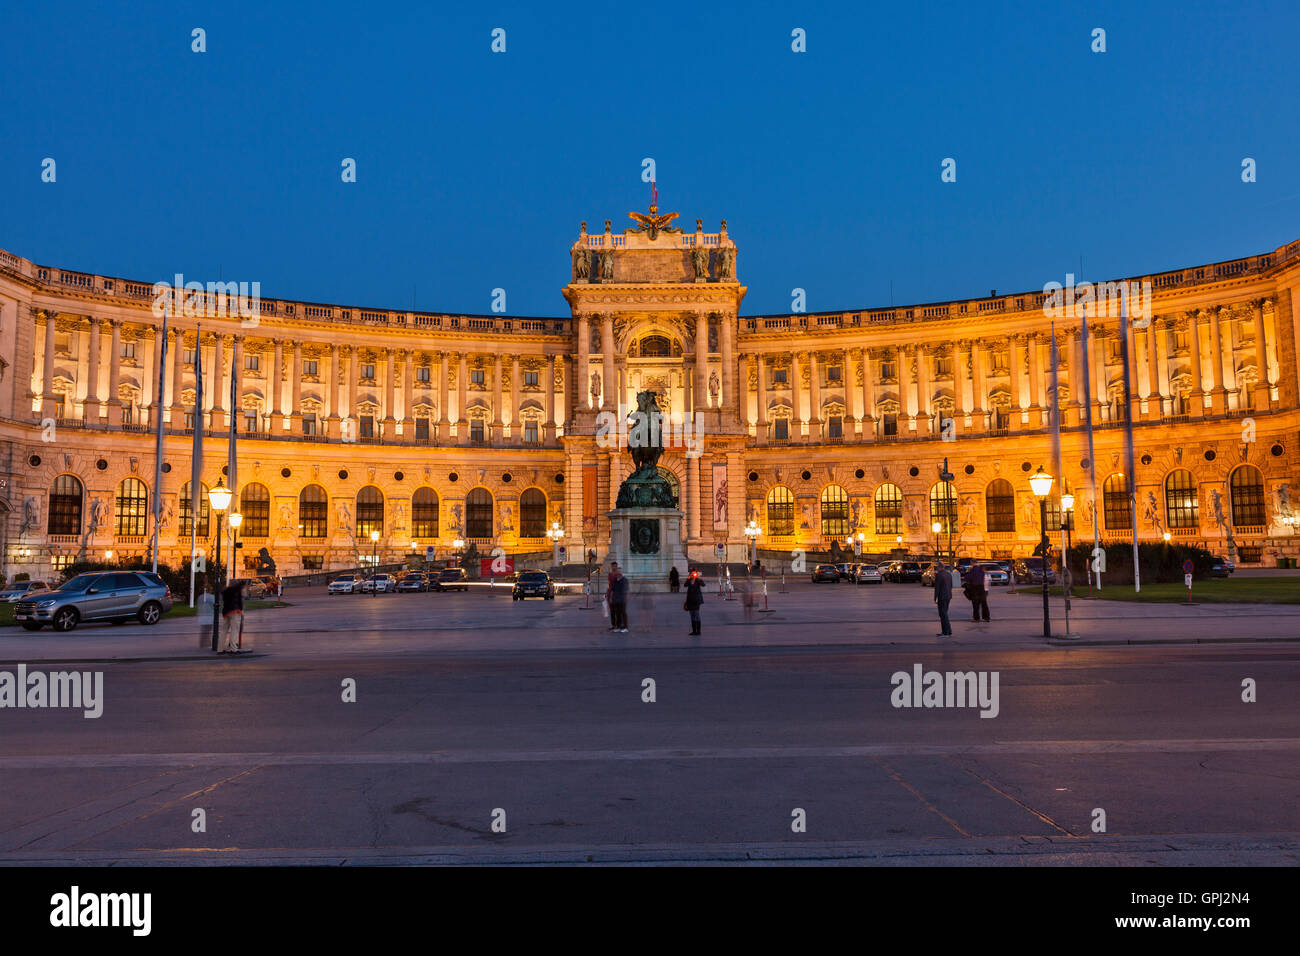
[370,529,380,596]
[207,481,232,653]
[547,521,564,569]
[1029,466,1054,639]
[1060,491,1075,598]
[931,520,942,560]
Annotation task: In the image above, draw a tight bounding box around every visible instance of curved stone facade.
[2,218,1299,580]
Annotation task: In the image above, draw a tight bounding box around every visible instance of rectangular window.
[827,366,841,382]
[827,416,842,438]
[244,410,258,432]
[772,368,788,385]
[471,368,485,385]
[361,363,375,381]
[882,413,898,436]
[122,404,134,425]
[121,342,136,359]
[184,411,195,429]
[415,418,430,440]
[245,355,259,371]
[524,421,539,443]
[302,414,317,436]
[525,371,539,387]
[470,420,485,442]
[55,398,66,419]
[416,366,431,382]
[359,415,374,438]
[304,359,319,376]
[880,361,895,380]
[183,348,197,365]
[935,356,952,376]
[301,555,324,570]
[773,419,789,440]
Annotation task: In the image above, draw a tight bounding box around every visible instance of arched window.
[930,481,957,534]
[1164,470,1199,530]
[240,483,270,537]
[357,486,385,539]
[1229,465,1265,526]
[48,475,83,536]
[299,485,327,538]
[820,484,849,538]
[180,481,211,538]
[411,487,439,539]
[466,487,493,538]
[767,486,794,536]
[657,467,681,507]
[986,479,1015,533]
[874,483,903,535]
[115,477,148,536]
[520,489,547,538]
[639,335,671,357]
[1103,474,1131,530]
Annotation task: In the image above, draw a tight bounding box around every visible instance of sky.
[3,0,1298,317]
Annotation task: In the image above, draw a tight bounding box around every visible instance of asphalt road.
[1,599,1296,864]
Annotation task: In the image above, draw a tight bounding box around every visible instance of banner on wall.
[583,463,598,532]
[712,461,729,531]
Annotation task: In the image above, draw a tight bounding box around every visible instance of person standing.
[668,566,680,593]
[220,578,246,653]
[609,567,630,633]
[933,558,953,636]
[683,568,705,636]
[965,562,990,622]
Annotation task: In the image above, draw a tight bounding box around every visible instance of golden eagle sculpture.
[627,182,682,240]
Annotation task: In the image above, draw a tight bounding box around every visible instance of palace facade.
[2,211,1299,581]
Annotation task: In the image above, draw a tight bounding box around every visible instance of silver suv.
[14,570,174,632]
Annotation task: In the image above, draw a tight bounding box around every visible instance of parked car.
[1013,557,1057,585]
[0,580,50,604]
[1213,556,1235,575]
[435,567,470,592]
[1208,557,1232,578]
[811,564,841,583]
[13,570,173,632]
[955,557,976,579]
[512,569,556,600]
[361,573,397,593]
[977,562,1010,586]
[921,564,939,587]
[893,561,923,583]
[396,571,430,592]
[854,564,883,584]
[835,562,856,581]
[328,574,365,595]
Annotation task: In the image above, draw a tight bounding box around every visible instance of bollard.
[759,573,775,613]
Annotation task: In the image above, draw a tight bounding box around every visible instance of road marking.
[2,738,1298,769]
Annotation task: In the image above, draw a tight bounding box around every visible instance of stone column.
[510,356,521,441]
[861,348,876,438]
[290,342,303,431]
[808,351,822,439]
[491,354,504,441]
[755,354,769,442]
[694,312,709,414]
[1061,327,1079,426]
[1008,336,1023,428]
[1253,298,1271,409]
[843,348,857,428]
[1187,311,1205,415]
[1145,321,1162,419]
[230,335,244,429]
[576,314,590,411]
[601,313,615,411]
[1027,332,1043,425]
[915,345,932,433]
[1208,307,1226,413]
[271,339,284,426]
[437,352,451,440]
[720,313,735,411]
[170,327,185,422]
[952,341,968,422]
[348,347,360,427]
[1092,327,1108,421]
[457,353,469,443]
[384,348,397,427]
[686,453,701,543]
[39,310,57,419]
[85,317,102,419]
[971,340,987,420]
[328,344,341,432]
[402,349,415,433]
[544,355,557,442]
[147,325,165,426]
[108,320,124,426]
[789,352,803,431]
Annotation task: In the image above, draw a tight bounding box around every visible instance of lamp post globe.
[1029,466,1053,638]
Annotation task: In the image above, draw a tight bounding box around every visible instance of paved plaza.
[1,578,1297,865]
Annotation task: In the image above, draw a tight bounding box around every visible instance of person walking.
[220,578,246,653]
[965,562,990,622]
[683,568,704,636]
[608,567,630,633]
[933,558,953,636]
[668,566,680,593]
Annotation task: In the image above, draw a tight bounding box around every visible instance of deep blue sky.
[3,1,1297,316]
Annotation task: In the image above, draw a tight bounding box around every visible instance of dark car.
[955,557,976,579]
[1208,557,1231,578]
[396,571,430,592]
[894,562,923,583]
[1013,557,1057,585]
[811,564,840,583]
[512,570,556,600]
[435,567,469,592]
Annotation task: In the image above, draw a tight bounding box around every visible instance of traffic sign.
[1184,573,1193,588]
[1182,559,1194,574]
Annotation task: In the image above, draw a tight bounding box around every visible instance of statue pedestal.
[607,507,688,587]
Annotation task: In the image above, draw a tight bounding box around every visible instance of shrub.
[1063,541,1216,586]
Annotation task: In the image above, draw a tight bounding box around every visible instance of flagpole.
[227,348,238,582]
[150,298,169,573]
[1119,301,1140,593]
[1049,321,1071,637]
[1080,303,1101,592]
[189,323,203,609]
